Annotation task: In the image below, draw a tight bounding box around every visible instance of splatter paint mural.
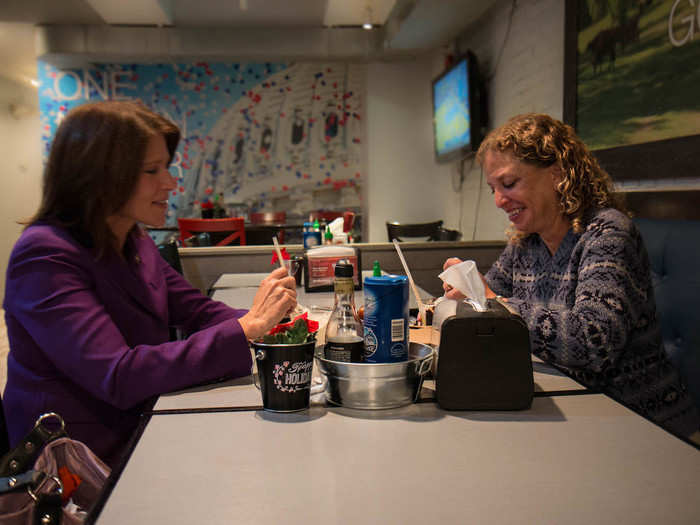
[37,61,365,224]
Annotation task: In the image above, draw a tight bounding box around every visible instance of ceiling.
[0,0,398,27]
[0,0,496,88]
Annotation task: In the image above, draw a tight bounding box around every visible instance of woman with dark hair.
[443,113,698,438]
[3,101,297,467]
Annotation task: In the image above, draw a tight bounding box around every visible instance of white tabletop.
[210,271,434,311]
[211,272,269,289]
[99,395,700,525]
[212,270,389,290]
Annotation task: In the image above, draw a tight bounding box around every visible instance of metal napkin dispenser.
[436,299,533,410]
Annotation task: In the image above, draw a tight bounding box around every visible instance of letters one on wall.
[38,61,366,221]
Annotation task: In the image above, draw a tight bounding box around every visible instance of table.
[210,273,269,289]
[98,396,700,525]
[151,357,586,413]
[92,273,699,524]
[212,270,437,310]
[213,276,585,385]
[153,277,586,413]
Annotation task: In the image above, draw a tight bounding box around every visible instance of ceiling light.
[363,2,373,30]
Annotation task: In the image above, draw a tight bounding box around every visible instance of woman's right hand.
[238,266,297,340]
[441,257,498,300]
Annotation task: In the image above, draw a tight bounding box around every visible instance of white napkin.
[438,260,487,312]
[328,217,344,237]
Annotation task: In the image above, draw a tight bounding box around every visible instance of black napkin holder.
[436,299,533,410]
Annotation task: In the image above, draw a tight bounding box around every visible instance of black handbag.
[0,413,110,525]
[436,299,534,410]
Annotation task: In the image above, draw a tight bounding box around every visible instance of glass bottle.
[324,261,364,362]
[372,260,381,277]
[324,226,333,244]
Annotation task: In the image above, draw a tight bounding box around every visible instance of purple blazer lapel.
[96,236,169,325]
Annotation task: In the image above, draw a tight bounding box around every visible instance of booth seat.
[634,218,700,411]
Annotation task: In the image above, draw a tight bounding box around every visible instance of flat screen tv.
[432,52,484,163]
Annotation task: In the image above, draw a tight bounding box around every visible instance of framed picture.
[564,0,700,182]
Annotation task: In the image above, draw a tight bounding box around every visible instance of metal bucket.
[314,342,434,409]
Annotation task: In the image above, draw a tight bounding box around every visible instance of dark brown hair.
[476,113,624,237]
[28,100,180,257]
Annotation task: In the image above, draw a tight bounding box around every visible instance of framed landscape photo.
[564,0,700,182]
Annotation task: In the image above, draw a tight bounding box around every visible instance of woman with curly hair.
[443,113,698,438]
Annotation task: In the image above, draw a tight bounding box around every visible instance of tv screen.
[432,52,483,163]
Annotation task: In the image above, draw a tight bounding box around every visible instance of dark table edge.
[85,412,152,524]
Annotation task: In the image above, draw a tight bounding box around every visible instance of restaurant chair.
[309,210,343,224]
[435,227,463,241]
[310,210,356,233]
[386,220,444,242]
[177,217,246,247]
[158,239,183,275]
[250,211,286,225]
[249,211,286,243]
[156,240,184,341]
[342,211,356,233]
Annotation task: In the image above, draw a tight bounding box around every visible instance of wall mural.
[37,61,366,225]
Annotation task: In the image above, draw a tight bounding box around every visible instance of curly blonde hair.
[476,113,624,239]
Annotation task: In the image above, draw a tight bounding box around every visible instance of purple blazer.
[3,224,252,467]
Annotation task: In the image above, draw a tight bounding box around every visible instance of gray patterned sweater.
[486,207,698,437]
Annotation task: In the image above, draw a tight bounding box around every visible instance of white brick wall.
[444,0,566,242]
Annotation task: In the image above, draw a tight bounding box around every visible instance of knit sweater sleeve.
[484,243,515,297]
[488,215,651,373]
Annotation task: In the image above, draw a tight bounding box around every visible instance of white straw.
[272,235,290,276]
[392,239,426,326]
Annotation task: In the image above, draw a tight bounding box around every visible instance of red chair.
[342,211,356,233]
[177,217,246,246]
[309,211,355,233]
[309,210,342,224]
[250,211,286,224]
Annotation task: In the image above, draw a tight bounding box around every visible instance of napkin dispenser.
[303,245,361,293]
[436,299,533,410]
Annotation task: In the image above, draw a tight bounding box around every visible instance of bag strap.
[34,492,63,525]
[0,470,46,494]
[0,470,64,524]
[0,413,67,477]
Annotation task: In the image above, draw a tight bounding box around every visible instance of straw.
[272,235,290,277]
[392,239,426,326]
